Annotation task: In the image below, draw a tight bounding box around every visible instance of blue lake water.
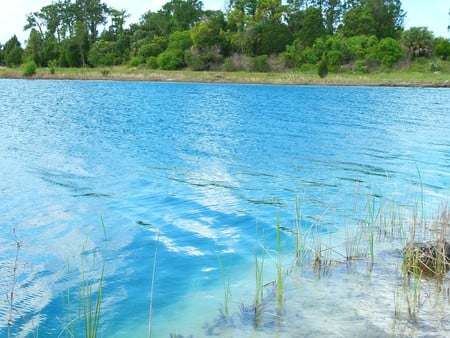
[0,79,449,336]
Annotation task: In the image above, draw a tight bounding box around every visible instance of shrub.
[434,38,450,60]
[355,60,368,73]
[146,57,158,69]
[22,60,37,77]
[129,56,145,67]
[326,50,342,72]
[138,43,163,58]
[48,59,58,74]
[223,57,234,72]
[318,58,328,78]
[369,38,403,69]
[185,47,223,71]
[157,50,185,70]
[251,55,270,72]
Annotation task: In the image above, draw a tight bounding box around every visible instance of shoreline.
[1,66,449,87]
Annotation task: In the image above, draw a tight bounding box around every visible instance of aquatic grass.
[365,194,386,263]
[7,229,21,338]
[254,223,265,325]
[148,232,160,338]
[100,215,108,242]
[217,249,232,320]
[275,214,283,315]
[293,194,305,269]
[344,225,363,262]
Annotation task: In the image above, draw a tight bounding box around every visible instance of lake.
[0,79,449,337]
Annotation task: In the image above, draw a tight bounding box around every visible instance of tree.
[162,0,204,32]
[370,37,402,68]
[247,21,293,55]
[365,0,404,39]
[24,29,43,66]
[318,57,328,77]
[402,27,434,58]
[297,7,326,47]
[4,35,23,67]
[190,12,226,50]
[340,0,404,39]
[75,0,110,45]
[0,44,4,65]
[341,6,376,37]
[434,37,450,60]
[323,0,343,34]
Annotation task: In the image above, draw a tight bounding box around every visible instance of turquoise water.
[0,80,449,336]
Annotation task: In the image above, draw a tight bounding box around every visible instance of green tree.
[434,37,450,60]
[402,27,434,58]
[4,35,23,67]
[247,21,293,55]
[297,7,326,47]
[341,6,376,37]
[190,12,226,50]
[24,29,43,66]
[365,0,404,39]
[75,0,110,45]
[88,40,115,66]
[0,44,4,65]
[162,0,204,32]
[318,57,328,78]
[340,0,404,39]
[323,0,343,34]
[370,37,402,68]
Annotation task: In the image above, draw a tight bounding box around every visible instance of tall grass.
[64,241,105,338]
[7,229,21,338]
[217,249,232,320]
[148,232,160,338]
[254,223,265,324]
[275,214,283,315]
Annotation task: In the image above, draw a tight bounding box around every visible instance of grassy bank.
[1,65,449,87]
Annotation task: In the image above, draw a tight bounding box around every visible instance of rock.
[403,240,450,276]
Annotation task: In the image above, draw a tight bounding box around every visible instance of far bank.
[1,66,449,87]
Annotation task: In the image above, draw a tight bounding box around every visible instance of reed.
[148,232,160,338]
[275,214,283,315]
[217,250,232,320]
[7,229,21,338]
[254,224,265,324]
[294,194,305,268]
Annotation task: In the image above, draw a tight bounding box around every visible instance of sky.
[0,0,449,45]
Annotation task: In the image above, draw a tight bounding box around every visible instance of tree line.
[0,0,449,73]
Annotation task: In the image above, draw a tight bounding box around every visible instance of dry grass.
[1,66,449,87]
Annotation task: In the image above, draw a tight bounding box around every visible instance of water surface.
[0,80,449,336]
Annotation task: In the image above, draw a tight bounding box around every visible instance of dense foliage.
[0,0,449,73]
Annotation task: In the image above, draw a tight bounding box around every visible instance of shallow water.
[0,80,449,336]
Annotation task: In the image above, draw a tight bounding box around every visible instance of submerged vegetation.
[0,0,449,80]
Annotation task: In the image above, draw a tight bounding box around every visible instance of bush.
[129,56,145,67]
[146,57,158,69]
[251,55,270,72]
[138,43,163,58]
[48,59,58,74]
[355,60,368,73]
[318,58,328,78]
[223,57,234,72]
[326,49,342,72]
[157,50,185,70]
[369,38,403,69]
[22,60,37,77]
[434,38,450,60]
[185,47,223,71]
